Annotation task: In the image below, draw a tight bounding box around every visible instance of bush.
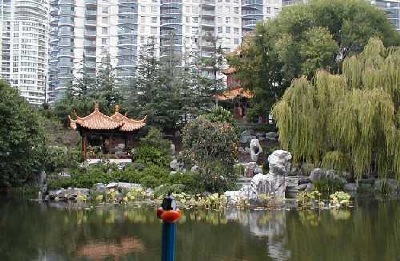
[134,127,171,168]
[313,178,345,197]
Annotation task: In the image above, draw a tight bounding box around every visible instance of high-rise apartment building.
[48,0,287,100]
[0,0,49,105]
[370,0,400,31]
[45,0,400,102]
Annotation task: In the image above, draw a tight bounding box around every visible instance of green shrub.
[135,145,170,167]
[154,184,186,198]
[313,178,345,197]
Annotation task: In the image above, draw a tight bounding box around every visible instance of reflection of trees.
[286,200,400,261]
[1,199,400,260]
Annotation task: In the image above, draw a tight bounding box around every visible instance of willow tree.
[273,38,400,181]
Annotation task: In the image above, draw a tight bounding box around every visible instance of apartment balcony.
[200,19,215,27]
[116,59,136,66]
[57,52,73,58]
[242,0,263,5]
[118,8,137,15]
[85,9,97,16]
[59,0,74,5]
[201,10,215,17]
[85,0,97,6]
[118,17,138,25]
[84,51,97,58]
[85,19,97,27]
[59,18,74,26]
[242,2,263,10]
[85,30,97,37]
[50,18,58,26]
[161,0,182,4]
[202,0,215,7]
[242,19,258,29]
[50,7,57,16]
[84,39,96,46]
[50,38,59,43]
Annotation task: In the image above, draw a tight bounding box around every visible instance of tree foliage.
[182,108,239,192]
[134,127,171,168]
[123,39,216,134]
[272,38,400,180]
[229,0,400,119]
[53,55,123,124]
[0,81,46,186]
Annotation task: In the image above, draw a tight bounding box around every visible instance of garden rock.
[170,159,184,171]
[240,130,253,143]
[309,168,324,183]
[250,138,263,162]
[92,183,107,193]
[265,132,278,140]
[344,183,358,192]
[244,162,258,177]
[170,143,175,155]
[374,179,398,193]
[106,182,141,190]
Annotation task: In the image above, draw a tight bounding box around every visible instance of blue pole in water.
[162,222,177,261]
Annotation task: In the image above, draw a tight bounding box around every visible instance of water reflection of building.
[225,209,291,260]
[76,237,145,260]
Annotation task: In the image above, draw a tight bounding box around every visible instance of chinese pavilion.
[68,104,146,161]
[216,67,253,119]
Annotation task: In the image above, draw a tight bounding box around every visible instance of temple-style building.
[216,67,253,120]
[68,104,146,161]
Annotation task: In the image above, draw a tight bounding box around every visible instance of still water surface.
[0,197,399,261]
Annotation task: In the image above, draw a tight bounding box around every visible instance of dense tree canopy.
[123,39,216,134]
[0,81,46,186]
[53,55,123,125]
[229,0,400,119]
[273,38,400,181]
[182,107,239,192]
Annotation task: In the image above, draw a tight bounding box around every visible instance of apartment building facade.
[1,0,398,104]
[0,0,49,105]
[47,0,288,101]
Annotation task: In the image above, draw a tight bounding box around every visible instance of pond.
[0,197,399,261]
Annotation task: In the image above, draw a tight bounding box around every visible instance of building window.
[152,17,157,23]
[102,27,108,34]
[226,27,231,33]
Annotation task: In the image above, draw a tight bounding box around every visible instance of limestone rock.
[250,138,263,162]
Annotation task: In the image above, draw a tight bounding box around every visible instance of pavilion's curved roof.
[215,87,254,101]
[110,105,147,131]
[68,104,146,131]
